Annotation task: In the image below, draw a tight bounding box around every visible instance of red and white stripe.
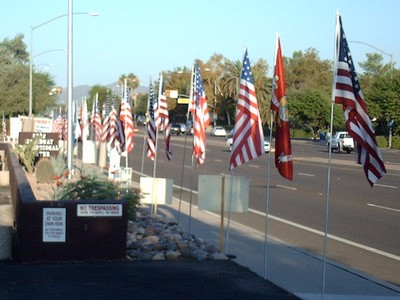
[158,73,172,160]
[229,49,264,170]
[334,14,386,186]
[91,95,103,143]
[120,87,134,153]
[146,83,158,161]
[192,63,210,166]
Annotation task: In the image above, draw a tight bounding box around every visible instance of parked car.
[171,123,187,135]
[211,126,227,137]
[226,137,271,153]
[136,115,147,126]
[327,131,354,153]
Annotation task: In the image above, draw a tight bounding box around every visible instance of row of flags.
[51,83,135,157]
[196,12,385,186]
[47,12,385,187]
[146,72,172,161]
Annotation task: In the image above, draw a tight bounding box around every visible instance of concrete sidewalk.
[157,196,400,299]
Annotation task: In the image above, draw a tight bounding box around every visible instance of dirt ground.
[24,172,57,200]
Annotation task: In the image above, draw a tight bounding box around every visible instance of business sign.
[19,132,60,157]
[77,204,123,217]
[177,97,191,104]
[43,208,66,242]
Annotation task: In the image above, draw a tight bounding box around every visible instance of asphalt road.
[128,130,400,286]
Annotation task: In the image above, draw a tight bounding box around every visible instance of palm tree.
[119,73,140,113]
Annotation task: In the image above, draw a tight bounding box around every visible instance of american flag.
[73,99,81,141]
[271,36,293,180]
[62,116,68,141]
[91,94,103,143]
[2,112,7,139]
[53,114,63,139]
[109,96,125,154]
[147,83,158,160]
[192,63,210,166]
[101,92,111,143]
[120,85,135,153]
[158,72,172,160]
[334,14,386,186]
[80,97,89,141]
[229,49,264,170]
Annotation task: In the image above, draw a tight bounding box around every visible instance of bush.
[376,135,388,148]
[52,174,140,220]
[391,135,400,149]
[12,135,41,173]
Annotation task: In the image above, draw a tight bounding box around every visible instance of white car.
[226,137,271,153]
[211,126,227,137]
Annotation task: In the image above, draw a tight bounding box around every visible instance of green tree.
[0,34,56,117]
[289,89,333,138]
[87,85,110,113]
[285,48,332,93]
[358,53,399,136]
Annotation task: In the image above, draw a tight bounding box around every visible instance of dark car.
[171,123,187,135]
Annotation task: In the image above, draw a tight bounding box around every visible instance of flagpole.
[123,78,129,169]
[94,93,99,166]
[322,11,340,299]
[263,33,279,280]
[187,64,196,235]
[178,65,195,224]
[141,80,151,175]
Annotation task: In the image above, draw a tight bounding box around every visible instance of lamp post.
[348,40,393,79]
[29,11,99,116]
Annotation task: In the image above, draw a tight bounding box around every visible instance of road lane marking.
[248,164,260,168]
[298,172,315,177]
[276,184,297,190]
[374,183,398,189]
[368,203,400,213]
[249,208,400,262]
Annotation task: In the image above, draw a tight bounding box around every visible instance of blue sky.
[1,0,399,89]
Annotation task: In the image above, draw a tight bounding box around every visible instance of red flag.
[229,49,264,170]
[192,63,210,166]
[334,13,386,186]
[271,36,293,180]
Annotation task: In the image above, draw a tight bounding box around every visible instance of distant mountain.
[57,82,148,104]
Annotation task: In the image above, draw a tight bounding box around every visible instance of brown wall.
[0,142,128,263]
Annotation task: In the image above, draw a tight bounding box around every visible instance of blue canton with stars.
[338,16,361,94]
[241,49,254,84]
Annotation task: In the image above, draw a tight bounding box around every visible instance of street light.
[348,40,393,79]
[29,11,99,116]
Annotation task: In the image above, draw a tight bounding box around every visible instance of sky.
[1,0,399,90]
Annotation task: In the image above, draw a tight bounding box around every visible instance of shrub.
[391,135,400,150]
[35,158,55,183]
[12,135,41,173]
[50,154,67,178]
[376,135,388,148]
[52,174,140,220]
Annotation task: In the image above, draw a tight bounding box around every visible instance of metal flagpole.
[124,78,129,169]
[224,171,234,255]
[151,122,159,216]
[187,64,196,235]
[322,11,340,299]
[141,80,151,175]
[178,65,194,224]
[264,33,279,280]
